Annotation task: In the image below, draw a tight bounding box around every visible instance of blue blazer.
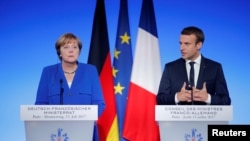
[35,62,105,116]
[157,55,231,105]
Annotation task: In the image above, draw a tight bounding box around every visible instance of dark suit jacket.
[156,55,231,105]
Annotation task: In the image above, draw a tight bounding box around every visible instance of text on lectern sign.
[20,105,98,121]
[155,105,232,121]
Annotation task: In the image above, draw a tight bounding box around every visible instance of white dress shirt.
[175,54,211,104]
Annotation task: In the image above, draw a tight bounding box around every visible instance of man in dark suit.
[156,26,231,105]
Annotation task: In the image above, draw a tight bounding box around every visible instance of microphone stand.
[191,86,194,105]
[60,79,64,105]
[187,84,194,105]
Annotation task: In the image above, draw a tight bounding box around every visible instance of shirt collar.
[186,54,201,65]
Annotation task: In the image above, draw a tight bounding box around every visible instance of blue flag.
[112,0,133,140]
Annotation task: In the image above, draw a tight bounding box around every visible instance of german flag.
[88,0,119,141]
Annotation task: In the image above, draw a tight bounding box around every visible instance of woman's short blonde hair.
[55,33,82,60]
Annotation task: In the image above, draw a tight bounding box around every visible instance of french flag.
[123,0,162,140]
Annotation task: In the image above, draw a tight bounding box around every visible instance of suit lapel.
[197,56,206,89]
[179,59,189,84]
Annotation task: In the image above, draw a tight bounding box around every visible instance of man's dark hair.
[181,26,205,43]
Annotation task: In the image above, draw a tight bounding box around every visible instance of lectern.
[155,105,232,141]
[20,105,97,141]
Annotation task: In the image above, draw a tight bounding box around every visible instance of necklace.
[64,70,76,74]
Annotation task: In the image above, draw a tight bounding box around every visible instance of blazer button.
[68,93,71,96]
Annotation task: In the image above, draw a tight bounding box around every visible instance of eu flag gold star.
[120,32,130,44]
[114,48,121,59]
[114,82,125,95]
[112,67,119,77]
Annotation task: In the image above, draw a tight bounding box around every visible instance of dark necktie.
[189,62,195,87]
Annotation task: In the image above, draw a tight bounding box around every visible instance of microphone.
[60,79,64,105]
[186,82,194,105]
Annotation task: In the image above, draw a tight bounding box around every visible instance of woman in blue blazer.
[35,62,105,114]
[35,33,105,140]
[157,26,231,105]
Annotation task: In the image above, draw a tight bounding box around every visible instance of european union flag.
[112,0,133,140]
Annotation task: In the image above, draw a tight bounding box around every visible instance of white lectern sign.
[155,105,233,141]
[21,105,98,141]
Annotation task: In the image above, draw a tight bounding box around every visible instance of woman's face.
[60,40,80,64]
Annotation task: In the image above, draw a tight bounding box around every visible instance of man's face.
[179,34,202,60]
